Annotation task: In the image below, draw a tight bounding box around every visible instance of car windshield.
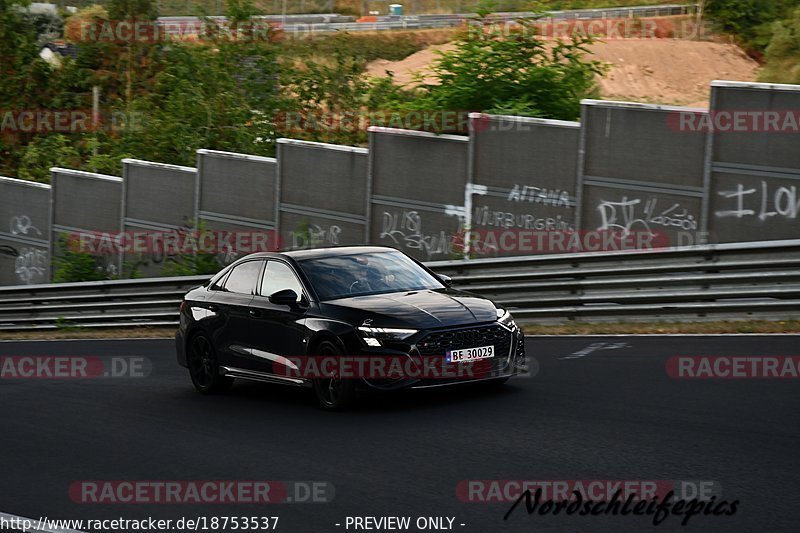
[298,251,444,301]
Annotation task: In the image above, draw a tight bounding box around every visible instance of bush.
[759,8,800,83]
[705,0,797,52]
[52,236,116,283]
[280,30,449,63]
[399,14,607,122]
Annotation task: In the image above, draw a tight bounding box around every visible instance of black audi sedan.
[176,246,526,410]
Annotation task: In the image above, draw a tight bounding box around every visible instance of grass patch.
[523,320,800,335]
[280,28,456,64]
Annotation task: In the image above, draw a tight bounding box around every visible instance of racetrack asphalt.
[0,336,798,533]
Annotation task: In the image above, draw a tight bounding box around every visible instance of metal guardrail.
[0,240,798,331]
[0,276,205,331]
[280,5,695,33]
[429,240,800,323]
[157,4,695,36]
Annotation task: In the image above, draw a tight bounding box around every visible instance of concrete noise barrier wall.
[577,100,709,250]
[121,159,198,277]
[1,80,798,286]
[468,113,581,257]
[196,149,278,266]
[50,167,122,280]
[277,138,369,250]
[0,177,51,285]
[707,81,800,243]
[368,127,469,261]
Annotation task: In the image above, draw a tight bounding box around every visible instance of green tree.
[0,0,39,107]
[18,135,84,183]
[107,0,157,21]
[759,7,800,83]
[159,251,221,277]
[52,236,116,282]
[406,14,606,121]
[705,0,797,51]
[159,223,226,277]
[283,49,377,146]
[225,0,260,22]
[119,41,281,165]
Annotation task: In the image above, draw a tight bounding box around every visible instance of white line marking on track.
[559,342,631,360]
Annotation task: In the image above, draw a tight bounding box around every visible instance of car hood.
[320,289,498,329]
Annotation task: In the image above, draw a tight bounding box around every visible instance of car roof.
[282,245,398,261]
[238,246,399,263]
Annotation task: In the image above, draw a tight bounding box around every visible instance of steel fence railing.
[0,239,797,331]
[156,4,697,36]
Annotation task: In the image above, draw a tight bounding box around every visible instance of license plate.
[446,345,495,363]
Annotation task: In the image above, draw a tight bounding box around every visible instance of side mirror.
[269,289,298,306]
[437,274,453,287]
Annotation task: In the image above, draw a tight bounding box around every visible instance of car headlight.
[496,308,517,329]
[357,327,418,346]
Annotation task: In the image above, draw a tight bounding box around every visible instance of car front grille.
[415,324,513,379]
[417,324,511,356]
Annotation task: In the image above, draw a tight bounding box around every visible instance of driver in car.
[351,258,394,293]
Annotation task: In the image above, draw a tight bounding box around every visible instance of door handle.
[208,304,219,312]
[249,309,262,318]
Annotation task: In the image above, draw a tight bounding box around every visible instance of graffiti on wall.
[9,215,43,237]
[14,247,48,284]
[379,210,456,260]
[291,221,342,250]
[597,196,699,235]
[716,181,800,222]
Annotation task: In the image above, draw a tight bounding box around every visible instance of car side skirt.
[220,366,309,387]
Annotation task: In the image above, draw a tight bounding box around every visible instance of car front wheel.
[312,340,356,411]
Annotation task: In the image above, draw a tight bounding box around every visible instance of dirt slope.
[367,42,456,86]
[592,39,759,107]
[366,39,760,108]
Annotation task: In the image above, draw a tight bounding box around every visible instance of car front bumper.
[351,321,527,391]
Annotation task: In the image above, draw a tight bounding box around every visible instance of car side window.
[260,261,304,302]
[208,270,229,291]
[222,260,263,295]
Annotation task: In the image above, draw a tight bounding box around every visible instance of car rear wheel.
[312,340,356,411]
[187,333,233,394]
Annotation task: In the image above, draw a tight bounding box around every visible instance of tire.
[312,340,356,411]
[187,333,233,394]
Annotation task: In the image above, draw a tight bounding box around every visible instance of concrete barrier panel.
[50,168,122,280]
[368,127,468,260]
[707,81,800,243]
[197,149,278,266]
[277,139,369,249]
[0,177,51,285]
[578,101,710,247]
[468,113,580,257]
[121,159,197,277]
